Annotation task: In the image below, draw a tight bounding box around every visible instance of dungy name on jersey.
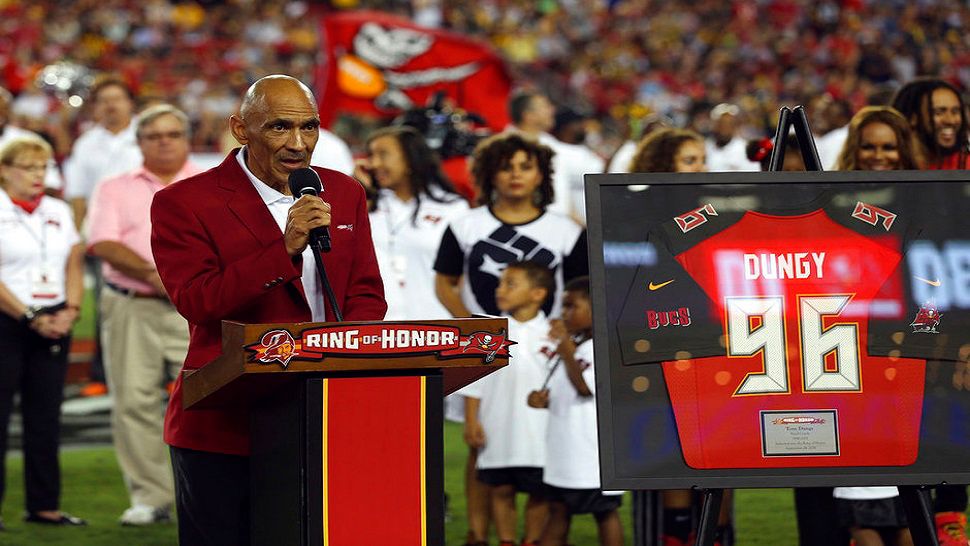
[743,252,826,280]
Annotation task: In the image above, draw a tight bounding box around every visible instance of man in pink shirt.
[87,104,202,526]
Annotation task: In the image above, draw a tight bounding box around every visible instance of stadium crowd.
[1,0,970,545]
[1,0,970,158]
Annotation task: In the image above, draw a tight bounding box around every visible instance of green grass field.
[0,422,804,545]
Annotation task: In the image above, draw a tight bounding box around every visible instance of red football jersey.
[653,205,924,469]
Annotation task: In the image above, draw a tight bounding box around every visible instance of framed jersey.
[586,171,970,490]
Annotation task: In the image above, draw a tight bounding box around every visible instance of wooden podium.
[182,318,511,546]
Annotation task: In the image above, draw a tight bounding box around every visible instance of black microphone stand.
[311,238,343,322]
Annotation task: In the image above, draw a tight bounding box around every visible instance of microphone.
[287,167,332,252]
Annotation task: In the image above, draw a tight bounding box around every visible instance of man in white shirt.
[809,94,852,170]
[63,75,143,230]
[0,87,63,191]
[705,103,760,172]
[506,91,603,225]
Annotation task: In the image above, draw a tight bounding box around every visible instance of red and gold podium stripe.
[321,376,429,545]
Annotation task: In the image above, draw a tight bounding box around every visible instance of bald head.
[239,75,317,120]
[229,75,321,192]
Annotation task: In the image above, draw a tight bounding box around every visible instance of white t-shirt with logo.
[0,190,79,306]
[460,313,556,469]
[543,338,621,493]
[434,206,586,319]
[370,188,469,321]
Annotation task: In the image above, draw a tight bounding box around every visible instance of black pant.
[794,487,851,546]
[171,446,250,546]
[0,314,69,513]
[935,484,969,513]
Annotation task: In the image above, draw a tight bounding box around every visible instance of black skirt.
[836,496,909,529]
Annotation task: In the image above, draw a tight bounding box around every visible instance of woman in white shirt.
[354,125,469,321]
[0,136,85,528]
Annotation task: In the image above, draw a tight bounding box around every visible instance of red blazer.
[151,150,386,455]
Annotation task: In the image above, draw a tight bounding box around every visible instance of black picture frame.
[586,170,970,490]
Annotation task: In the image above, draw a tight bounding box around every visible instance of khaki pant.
[101,288,188,509]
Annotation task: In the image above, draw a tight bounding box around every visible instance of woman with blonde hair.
[0,136,85,528]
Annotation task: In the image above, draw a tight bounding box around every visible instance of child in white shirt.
[528,276,623,546]
[463,261,557,546]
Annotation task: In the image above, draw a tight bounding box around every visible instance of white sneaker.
[119,504,171,526]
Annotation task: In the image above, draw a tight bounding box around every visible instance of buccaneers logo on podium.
[251,330,300,369]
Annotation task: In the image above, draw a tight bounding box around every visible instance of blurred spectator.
[552,107,588,146]
[0,135,86,529]
[828,102,915,546]
[0,87,64,191]
[835,106,917,171]
[891,77,970,546]
[705,103,760,172]
[353,125,468,321]
[606,113,672,174]
[746,133,805,171]
[629,128,706,173]
[63,75,142,231]
[809,94,852,170]
[0,0,968,168]
[746,134,808,172]
[310,127,356,176]
[87,104,200,527]
[745,137,775,172]
[507,91,603,225]
[625,126,741,546]
[892,77,970,170]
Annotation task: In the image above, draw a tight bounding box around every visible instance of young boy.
[462,261,558,546]
[527,276,624,546]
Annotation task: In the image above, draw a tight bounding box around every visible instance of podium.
[182,318,512,546]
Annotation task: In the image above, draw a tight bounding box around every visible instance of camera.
[393,91,491,159]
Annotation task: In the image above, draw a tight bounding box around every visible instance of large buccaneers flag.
[317,11,512,131]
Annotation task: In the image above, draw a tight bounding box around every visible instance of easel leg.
[899,485,939,546]
[695,488,724,546]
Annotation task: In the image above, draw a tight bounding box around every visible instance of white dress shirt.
[236,149,326,321]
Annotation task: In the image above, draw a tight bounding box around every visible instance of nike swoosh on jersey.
[648,279,675,291]
[914,276,942,287]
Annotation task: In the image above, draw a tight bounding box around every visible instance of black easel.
[693,105,939,546]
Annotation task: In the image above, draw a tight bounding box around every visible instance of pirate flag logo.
[461,329,512,363]
[250,329,300,368]
[910,301,942,334]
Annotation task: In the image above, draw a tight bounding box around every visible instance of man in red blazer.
[150,75,386,545]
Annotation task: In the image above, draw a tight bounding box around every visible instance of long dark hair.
[365,126,461,224]
[891,77,969,167]
[471,132,555,208]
